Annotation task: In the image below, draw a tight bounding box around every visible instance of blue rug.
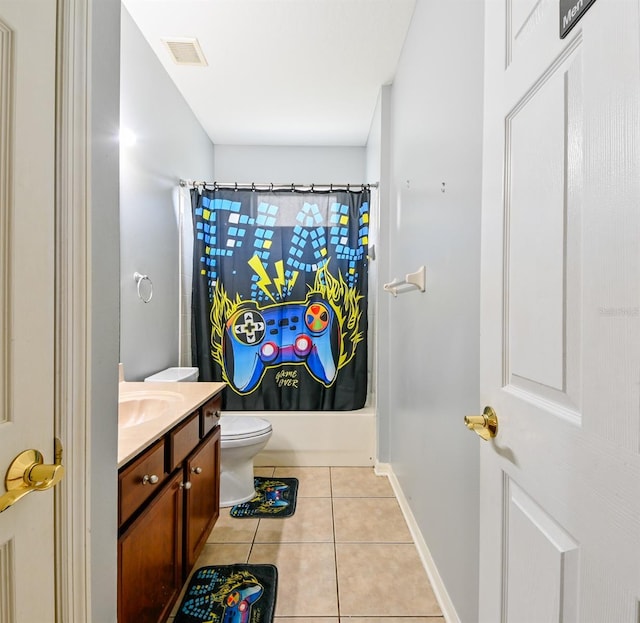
[175,564,277,623]
[230,477,298,518]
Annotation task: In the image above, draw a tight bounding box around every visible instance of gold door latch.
[0,438,65,513]
[464,407,498,441]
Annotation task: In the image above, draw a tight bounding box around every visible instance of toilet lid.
[221,415,272,440]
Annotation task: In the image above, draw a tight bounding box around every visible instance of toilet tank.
[144,367,199,382]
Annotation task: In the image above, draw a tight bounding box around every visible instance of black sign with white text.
[560,0,598,38]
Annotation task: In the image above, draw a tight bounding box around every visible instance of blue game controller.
[264,484,289,508]
[222,582,263,623]
[223,296,341,393]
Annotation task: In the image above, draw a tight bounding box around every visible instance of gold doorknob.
[464,407,498,441]
[0,439,65,513]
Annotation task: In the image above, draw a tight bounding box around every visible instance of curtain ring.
[251,182,256,192]
[347,183,350,192]
[213,181,218,191]
[234,182,238,192]
[270,182,273,192]
[291,183,295,192]
[311,184,314,193]
[330,183,333,192]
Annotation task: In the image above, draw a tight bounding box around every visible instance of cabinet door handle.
[205,409,220,418]
[191,466,203,475]
[180,481,192,490]
[142,474,159,485]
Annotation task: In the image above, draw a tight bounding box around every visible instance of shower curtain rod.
[179,180,378,191]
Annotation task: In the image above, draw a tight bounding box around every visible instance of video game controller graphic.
[264,484,289,508]
[223,296,341,393]
[222,582,264,623]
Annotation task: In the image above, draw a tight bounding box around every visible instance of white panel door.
[0,1,57,621]
[480,0,640,621]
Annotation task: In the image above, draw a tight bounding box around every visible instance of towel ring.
[134,272,153,303]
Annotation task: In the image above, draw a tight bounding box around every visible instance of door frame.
[54,0,91,619]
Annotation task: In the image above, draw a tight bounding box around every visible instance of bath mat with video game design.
[175,564,277,623]
[230,477,298,518]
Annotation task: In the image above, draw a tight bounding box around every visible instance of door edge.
[55,1,91,620]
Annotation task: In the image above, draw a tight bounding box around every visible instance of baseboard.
[375,462,460,623]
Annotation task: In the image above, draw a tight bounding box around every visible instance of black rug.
[230,477,298,518]
[175,564,277,623]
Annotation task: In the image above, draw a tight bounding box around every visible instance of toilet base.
[219,459,256,508]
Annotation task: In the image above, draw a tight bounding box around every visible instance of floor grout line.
[329,467,341,618]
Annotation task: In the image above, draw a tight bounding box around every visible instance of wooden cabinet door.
[185,427,220,569]
[118,470,184,623]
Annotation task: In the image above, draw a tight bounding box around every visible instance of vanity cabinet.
[118,393,222,623]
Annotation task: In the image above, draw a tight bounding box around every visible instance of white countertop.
[118,381,226,468]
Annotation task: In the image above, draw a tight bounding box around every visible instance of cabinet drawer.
[170,411,200,471]
[119,438,166,527]
[200,393,222,438]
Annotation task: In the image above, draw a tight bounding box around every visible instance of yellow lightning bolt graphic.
[248,255,276,302]
[273,260,300,298]
[273,260,287,298]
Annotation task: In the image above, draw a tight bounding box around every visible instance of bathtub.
[222,407,376,467]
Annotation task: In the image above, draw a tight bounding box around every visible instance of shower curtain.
[191,186,370,411]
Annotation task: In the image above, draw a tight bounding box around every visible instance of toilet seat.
[221,415,272,441]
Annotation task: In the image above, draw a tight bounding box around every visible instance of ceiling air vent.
[162,37,208,66]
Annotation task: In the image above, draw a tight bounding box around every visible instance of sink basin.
[118,391,184,429]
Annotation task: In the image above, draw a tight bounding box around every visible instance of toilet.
[219,415,272,507]
[144,366,272,508]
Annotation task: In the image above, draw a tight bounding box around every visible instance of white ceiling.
[122,0,416,146]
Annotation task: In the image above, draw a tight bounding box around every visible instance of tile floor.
[169,467,444,622]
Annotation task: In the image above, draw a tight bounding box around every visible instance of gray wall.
[90,0,120,620]
[380,1,484,621]
[213,145,365,182]
[119,7,216,381]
